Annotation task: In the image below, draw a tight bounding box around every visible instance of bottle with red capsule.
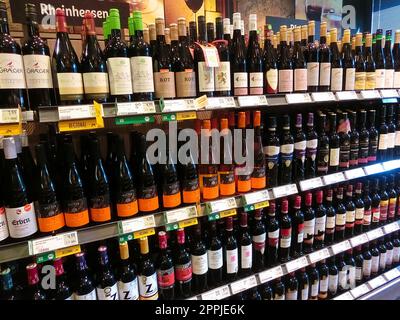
[303,193,315,254]
[314,190,327,249]
[345,184,356,238]
[252,209,266,272]
[266,202,280,267]
[279,199,292,263]
[324,189,336,245]
[335,187,346,241]
[354,182,365,235]
[239,211,252,276]
[291,195,304,258]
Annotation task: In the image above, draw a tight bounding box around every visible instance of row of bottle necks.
[4,5,400,111]
[0,104,399,241]
[0,212,399,301]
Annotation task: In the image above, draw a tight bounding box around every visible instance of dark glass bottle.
[293,27,307,93]
[307,263,320,300]
[138,237,158,300]
[378,238,387,273]
[354,33,366,91]
[317,259,329,300]
[96,246,118,300]
[297,268,309,300]
[191,224,208,293]
[279,115,294,185]
[348,111,359,168]
[264,116,280,187]
[345,185,356,238]
[394,31,400,89]
[338,112,351,170]
[247,14,263,95]
[156,231,175,300]
[358,110,369,165]
[263,24,278,94]
[252,209,266,272]
[362,181,372,232]
[291,196,305,258]
[324,189,336,245]
[118,241,139,300]
[260,283,273,300]
[328,113,340,173]
[387,174,397,222]
[375,29,386,89]
[384,30,395,88]
[0,268,18,300]
[386,105,396,160]
[303,193,315,254]
[73,252,97,300]
[335,187,346,241]
[342,29,356,91]
[306,21,319,92]
[213,17,231,96]
[336,253,347,293]
[266,202,280,267]
[330,28,343,92]
[370,178,381,229]
[327,257,339,298]
[293,113,307,181]
[316,113,329,176]
[238,211,252,276]
[364,33,376,90]
[319,22,331,91]
[379,176,389,225]
[362,243,372,282]
[354,182,365,235]
[368,109,379,163]
[175,228,192,298]
[305,113,318,179]
[53,258,72,300]
[314,190,327,249]
[207,221,223,287]
[277,25,293,93]
[344,249,356,289]
[285,272,298,300]
[230,13,247,96]
[161,150,181,210]
[279,199,292,263]
[26,263,46,300]
[224,217,238,281]
[370,240,380,277]
[272,277,285,300]
[392,232,400,266]
[385,236,394,271]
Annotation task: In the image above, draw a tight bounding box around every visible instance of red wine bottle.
[345,185,356,238]
[291,196,304,258]
[214,17,231,96]
[156,231,175,300]
[306,21,319,92]
[354,182,365,235]
[297,267,309,300]
[387,174,397,222]
[330,29,343,92]
[118,241,139,300]
[138,237,158,300]
[319,22,331,91]
[239,211,252,276]
[264,116,280,187]
[314,190,326,249]
[263,24,278,94]
[362,181,372,232]
[293,113,306,181]
[338,112,351,170]
[73,252,97,300]
[327,257,338,298]
[231,13,248,96]
[251,209,266,272]
[354,33,366,91]
[303,193,315,254]
[387,105,396,160]
[374,29,386,89]
[207,221,223,286]
[305,113,318,179]
[349,111,359,168]
[247,14,263,95]
[223,217,238,282]
[324,189,336,245]
[317,259,329,300]
[191,223,208,293]
[335,187,346,241]
[293,27,307,93]
[358,110,369,165]
[379,176,389,225]
[174,228,192,298]
[378,106,388,161]
[393,30,400,88]
[96,246,119,300]
[26,263,46,300]
[279,199,292,263]
[342,29,355,91]
[278,25,293,93]
[285,272,298,300]
[316,113,329,176]
[279,114,294,185]
[307,263,320,300]
[53,258,73,300]
[384,30,395,88]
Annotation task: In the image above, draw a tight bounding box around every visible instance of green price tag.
[166,223,179,232]
[115,115,155,125]
[162,114,177,122]
[119,233,134,243]
[36,252,55,264]
[208,212,220,221]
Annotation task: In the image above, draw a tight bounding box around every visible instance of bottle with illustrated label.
[293,114,307,181]
[285,272,298,300]
[264,116,280,188]
[252,209,266,272]
[21,3,55,109]
[207,221,223,287]
[379,176,389,225]
[319,22,331,91]
[370,240,380,277]
[279,199,292,263]
[104,9,133,102]
[297,268,309,300]
[238,211,252,276]
[338,112,351,170]
[328,113,340,173]
[306,21,319,92]
[324,189,336,245]
[236,112,251,193]
[330,29,343,92]
[316,113,329,176]
[314,190,327,249]
[384,30,395,89]
[393,30,400,88]
[354,245,364,286]
[368,110,379,163]
[303,193,316,254]
[278,25,293,93]
[279,114,294,185]
[156,231,175,300]
[387,175,397,222]
[342,29,355,91]
[336,253,347,293]
[335,187,346,241]
[224,217,238,281]
[374,29,386,89]
[354,33,366,91]
[263,24,278,94]
[138,237,158,300]
[305,113,318,179]
[129,11,154,101]
[364,33,376,90]
[293,27,307,93]
[52,258,73,300]
[74,252,97,300]
[327,257,338,298]
[291,196,304,258]
[191,224,208,293]
[247,14,263,95]
[96,246,119,300]
[214,17,231,96]
[344,249,356,290]
[118,241,139,300]
[378,106,388,161]
[231,13,248,96]
[174,228,192,298]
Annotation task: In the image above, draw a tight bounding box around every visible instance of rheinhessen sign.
[9,0,130,28]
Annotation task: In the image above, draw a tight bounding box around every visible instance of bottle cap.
[54,258,65,276]
[254,209,263,220]
[281,199,289,213]
[226,216,233,231]
[228,112,235,127]
[149,23,156,40]
[240,211,248,227]
[202,119,211,130]
[108,8,121,30]
[128,16,135,36]
[176,229,185,244]
[294,196,301,209]
[170,23,178,41]
[220,118,229,131]
[26,263,39,285]
[155,18,165,36]
[139,237,149,254]
[158,231,168,248]
[119,241,130,260]
[268,201,276,215]
[223,18,231,35]
[305,193,313,206]
[238,112,246,129]
[316,191,323,204]
[253,111,261,127]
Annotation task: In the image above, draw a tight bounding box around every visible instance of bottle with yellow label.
[138,237,158,300]
[364,33,376,89]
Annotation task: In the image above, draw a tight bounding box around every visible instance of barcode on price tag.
[285,256,309,273]
[384,222,400,234]
[0,109,20,123]
[165,206,197,224]
[206,97,236,109]
[364,164,384,176]
[237,95,268,107]
[206,197,237,213]
[119,215,156,234]
[311,92,336,102]
[368,275,386,289]
[244,190,270,205]
[383,160,400,171]
[335,91,358,101]
[272,184,298,199]
[350,234,368,247]
[350,284,370,298]
[331,240,351,255]
[117,102,156,116]
[380,89,399,98]
[344,168,365,180]
[285,93,312,104]
[308,248,330,264]
[58,105,95,120]
[259,266,284,283]
[230,276,258,295]
[323,172,345,185]
[299,177,323,191]
[384,268,400,281]
[202,286,230,300]
[361,90,381,99]
[367,228,384,241]
[29,231,79,255]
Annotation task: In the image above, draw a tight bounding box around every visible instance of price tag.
[194,95,208,109]
[350,284,370,298]
[361,90,381,99]
[237,95,268,107]
[384,268,400,281]
[119,215,156,234]
[367,228,384,241]
[186,296,198,301]
[331,240,351,255]
[206,97,236,109]
[0,107,22,135]
[384,222,400,234]
[308,248,331,264]
[333,292,354,300]
[133,227,156,239]
[311,92,336,102]
[0,108,20,123]
[244,190,270,205]
[29,231,79,255]
[380,89,399,98]
[115,115,155,125]
[272,184,298,199]
[58,105,95,120]
[176,111,197,121]
[162,99,197,112]
[219,209,237,218]
[285,256,309,273]
[206,197,237,214]
[322,172,345,185]
[178,218,198,229]
[344,168,366,180]
[335,91,358,101]
[202,286,231,300]
[259,266,284,283]
[58,118,99,132]
[383,160,400,171]
[230,276,258,295]
[350,234,369,247]
[22,111,34,122]
[364,163,384,176]
[117,102,156,116]
[285,93,312,104]
[36,252,55,264]
[299,177,323,192]
[368,275,387,289]
[55,245,81,259]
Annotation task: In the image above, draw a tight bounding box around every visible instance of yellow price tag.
[0,107,22,136]
[254,201,269,210]
[194,95,208,109]
[59,102,104,132]
[93,101,104,128]
[55,245,81,258]
[179,218,198,229]
[176,111,197,121]
[220,209,237,218]
[134,227,155,239]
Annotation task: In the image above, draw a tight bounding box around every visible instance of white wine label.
[154,71,176,99]
[198,61,215,92]
[347,266,356,288]
[385,69,394,89]
[388,132,396,149]
[393,247,400,263]
[319,62,331,86]
[226,248,238,274]
[355,208,365,220]
[338,270,347,289]
[375,69,386,89]
[83,72,109,94]
[278,69,293,93]
[331,68,343,91]
[192,253,208,275]
[394,71,400,88]
[131,56,154,93]
[320,277,329,293]
[215,61,231,92]
[57,73,84,95]
[386,249,393,267]
[265,146,280,156]
[355,72,366,91]
[329,148,340,166]
[294,68,307,92]
[335,213,346,226]
[266,69,278,91]
[378,133,388,150]
[366,72,376,89]
[345,68,356,91]
[326,216,336,229]
[363,259,372,277]
[96,283,119,300]
[379,252,387,270]
[295,140,307,151]
[139,272,158,300]
[346,210,355,223]
[241,244,252,269]
[23,54,53,89]
[6,203,37,239]
[307,62,319,86]
[74,289,97,300]
[0,53,26,89]
[107,57,133,95]
[249,72,263,95]
[328,274,338,293]
[301,286,309,300]
[371,256,379,273]
[208,248,223,269]
[118,278,139,300]
[311,281,319,297]
[286,290,298,300]
[0,207,9,241]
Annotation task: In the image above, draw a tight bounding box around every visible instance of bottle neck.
[111,28,122,40]
[0,10,10,35]
[26,19,40,38]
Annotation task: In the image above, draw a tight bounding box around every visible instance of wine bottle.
[293,114,306,181]
[260,283,273,300]
[279,199,292,263]
[335,187,346,241]
[0,268,18,300]
[378,238,387,273]
[317,259,329,300]
[370,240,380,277]
[365,33,376,90]
[213,17,231,96]
[378,105,388,161]
[371,178,381,229]
[238,211,252,276]
[336,253,347,293]
[379,176,389,225]
[224,216,238,281]
[191,223,208,293]
[252,111,266,190]
[354,33,367,91]
[358,110,369,165]
[354,245,364,286]
[96,246,119,300]
[330,29,343,92]
[307,263,319,300]
[293,27,307,93]
[266,202,279,267]
[314,190,327,249]
[247,14,263,95]
[319,22,331,91]
[156,231,175,300]
[189,21,197,50]
[251,209,266,272]
[26,263,46,300]
[349,111,359,167]
[385,236,394,270]
[279,115,294,185]
[263,25,278,94]
[161,149,181,209]
[264,116,280,187]
[374,29,386,89]
[174,228,192,298]
[22,3,55,109]
[387,174,397,222]
[387,105,396,160]
[344,185,356,238]
[303,193,316,254]
[305,113,318,179]
[393,30,400,88]
[306,21,319,92]
[236,112,251,193]
[362,181,372,232]
[327,257,338,298]
[324,189,336,245]
[338,112,351,170]
[291,196,304,258]
[73,252,97,300]
[384,30,395,88]
[207,221,223,286]
[285,272,298,300]
[231,13,248,96]
[118,241,139,300]
[354,182,365,235]
[297,268,309,300]
[342,29,355,91]
[138,237,158,300]
[53,258,73,300]
[272,277,285,300]
[392,232,400,265]
[181,146,200,205]
[278,25,293,93]
[149,23,157,55]
[344,249,356,289]
[368,109,379,163]
[316,113,329,176]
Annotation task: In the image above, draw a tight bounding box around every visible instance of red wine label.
[345,210,355,228]
[236,173,251,193]
[268,229,279,247]
[304,219,315,245]
[215,61,231,92]
[131,56,154,93]
[57,73,84,95]
[372,207,380,223]
[325,216,335,232]
[157,266,175,288]
[278,69,293,93]
[198,62,215,92]
[83,72,109,94]
[175,261,192,282]
[163,181,182,208]
[23,54,53,89]
[182,179,200,204]
[249,72,263,95]
[117,190,139,218]
[389,198,396,219]
[154,71,176,99]
[345,68,355,90]
[359,139,369,164]
[363,208,372,226]
[355,208,364,225]
[107,57,133,95]
[89,194,111,222]
[378,133,388,150]
[379,252,387,270]
[279,227,292,248]
[138,185,159,212]
[5,203,37,238]
[251,166,266,190]
[335,213,346,230]
[350,141,359,166]
[386,249,393,267]
[306,139,318,160]
[297,223,304,243]
[375,69,386,89]
[64,198,89,228]
[192,253,208,275]
[176,70,196,97]
[0,207,9,241]
[319,62,331,86]
[286,289,298,300]
[294,68,307,92]
[355,72,366,90]
[233,72,248,96]
[252,233,266,254]
[371,255,379,273]
[301,285,309,300]
[317,146,329,174]
[330,68,343,91]
[96,283,119,300]
[200,174,219,200]
[240,244,252,269]
[385,69,394,88]
[307,62,319,86]
[219,171,235,196]
[339,143,350,168]
[0,53,26,89]
[208,248,223,269]
[380,200,388,222]
[329,148,340,167]
[266,68,278,93]
[118,278,139,300]
[226,248,238,274]
[74,289,97,300]
[35,201,65,233]
[314,216,326,241]
[139,273,158,300]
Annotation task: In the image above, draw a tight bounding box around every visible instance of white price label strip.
[206,97,236,109]
[117,102,156,116]
[0,109,20,123]
[272,184,298,199]
[380,89,399,98]
[163,99,197,112]
[367,228,384,241]
[29,231,78,255]
[230,276,258,295]
[331,240,351,255]
[384,268,400,281]
[350,284,370,298]
[201,286,230,300]
[335,91,358,101]
[285,93,312,104]
[285,256,309,273]
[244,190,270,205]
[323,172,345,185]
[384,222,400,234]
[299,177,323,192]
[237,95,268,107]
[333,292,354,300]
[186,296,198,300]
[308,248,330,264]
[344,168,365,180]
[360,90,381,99]
[208,197,237,213]
[364,164,384,176]
[165,206,197,224]
[58,105,95,120]
[368,276,387,289]
[259,266,284,283]
[383,160,400,171]
[120,215,156,234]
[311,92,336,102]
[350,234,368,247]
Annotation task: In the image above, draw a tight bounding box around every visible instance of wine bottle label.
[252,233,266,254]
[219,171,235,195]
[368,136,378,162]
[240,244,252,269]
[57,73,84,95]
[320,276,328,293]
[339,141,350,168]
[380,200,388,222]
[35,201,65,233]
[237,173,251,193]
[307,62,319,86]
[198,62,215,92]
[329,148,340,166]
[266,68,278,93]
[215,62,231,92]
[371,255,379,273]
[310,281,319,297]
[138,185,159,212]
[163,181,182,208]
[279,228,291,249]
[96,283,119,300]
[319,62,331,86]
[317,145,329,173]
[379,252,387,270]
[74,289,97,300]
[249,72,263,95]
[301,286,309,300]
[268,229,279,247]
[294,68,307,92]
[176,70,197,97]
[359,138,369,164]
[395,131,400,147]
[297,223,304,243]
[89,194,111,223]
[306,139,318,161]
[117,190,139,218]
[385,69,394,88]
[347,266,356,288]
[335,213,346,227]
[274,294,285,300]
[183,179,200,203]
[386,249,393,267]
[175,261,193,282]
[200,174,219,200]
[278,69,293,93]
[344,68,356,90]
[83,72,109,94]
[366,72,376,89]
[345,210,355,225]
[280,144,294,165]
[5,203,37,239]
[64,198,89,228]
[388,132,396,149]
[303,219,315,245]
[389,198,396,219]
[286,290,298,300]
[354,72,366,91]
[23,54,53,89]
[372,207,380,223]
[226,248,238,274]
[338,270,347,290]
[264,146,280,169]
[139,273,158,300]
[330,68,343,91]
[154,70,176,99]
[192,253,208,275]
[394,71,400,88]
[295,140,306,161]
[233,72,248,96]
[314,216,326,240]
[107,57,133,95]
[0,207,9,241]
[208,248,223,269]
[375,69,386,89]
[355,207,364,222]
[157,266,175,288]
[328,274,338,294]
[362,258,372,277]
[251,167,266,190]
[118,278,139,300]
[363,209,371,226]
[326,215,336,229]
[0,53,26,89]
[130,56,154,93]
[393,247,400,263]
[378,133,388,150]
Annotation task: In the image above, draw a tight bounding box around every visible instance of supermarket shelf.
[188,221,400,300]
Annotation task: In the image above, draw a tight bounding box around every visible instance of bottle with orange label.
[34,143,65,235]
[236,112,252,194]
[252,111,266,190]
[181,146,200,205]
[218,118,236,196]
[161,146,182,209]
[199,120,219,201]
